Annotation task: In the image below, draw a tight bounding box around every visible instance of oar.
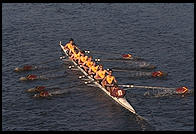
[94,58,151,65]
[15,57,64,72]
[113,69,167,78]
[119,84,176,90]
[38,67,64,76]
[94,58,155,69]
[33,87,72,98]
[19,67,65,81]
[26,81,66,92]
[85,50,143,60]
[85,50,124,56]
[23,58,59,67]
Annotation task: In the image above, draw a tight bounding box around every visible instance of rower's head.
[69,38,74,44]
[108,69,113,75]
[81,50,85,55]
[80,52,84,56]
[88,56,92,61]
[99,64,103,70]
[77,50,81,54]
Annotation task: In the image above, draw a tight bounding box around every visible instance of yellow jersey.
[80,55,88,63]
[97,70,106,79]
[86,61,94,68]
[90,65,99,73]
[106,75,115,84]
[65,43,73,50]
[74,52,81,59]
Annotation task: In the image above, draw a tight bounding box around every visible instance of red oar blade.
[152,71,167,77]
[27,74,37,80]
[122,54,132,59]
[176,87,189,94]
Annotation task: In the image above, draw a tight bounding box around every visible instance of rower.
[110,84,126,98]
[64,38,75,56]
[88,62,99,76]
[78,52,88,65]
[71,50,81,63]
[81,56,93,72]
[101,69,117,93]
[94,65,108,83]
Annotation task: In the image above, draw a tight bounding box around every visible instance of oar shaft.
[133,85,176,90]
[38,58,58,65]
[40,67,63,76]
[119,84,176,90]
[87,50,121,56]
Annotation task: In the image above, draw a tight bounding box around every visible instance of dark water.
[2,3,194,131]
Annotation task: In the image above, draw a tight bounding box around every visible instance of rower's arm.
[64,43,69,49]
[101,76,107,86]
[106,70,110,74]
[82,61,87,66]
[94,71,99,78]
[114,77,118,84]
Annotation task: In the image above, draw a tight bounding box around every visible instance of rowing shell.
[60,43,146,120]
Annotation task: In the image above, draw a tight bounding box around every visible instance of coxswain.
[94,65,108,83]
[81,56,94,72]
[110,84,126,98]
[101,69,117,93]
[78,52,88,65]
[88,62,99,76]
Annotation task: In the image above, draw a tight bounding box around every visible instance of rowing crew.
[63,38,125,98]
